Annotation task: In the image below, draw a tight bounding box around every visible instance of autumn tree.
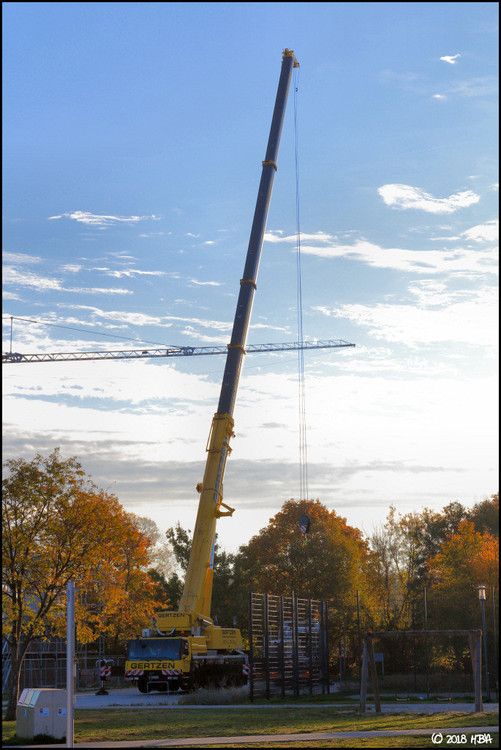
[1,449,164,720]
[234,498,368,662]
[364,499,483,627]
[78,513,171,651]
[426,519,499,629]
[237,499,366,599]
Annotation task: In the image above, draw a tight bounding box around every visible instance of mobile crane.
[124,48,300,693]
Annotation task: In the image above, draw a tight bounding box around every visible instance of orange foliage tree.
[77,511,167,651]
[234,499,368,653]
[2,449,165,720]
[426,518,499,631]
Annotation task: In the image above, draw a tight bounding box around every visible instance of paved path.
[72,688,500,712]
[6,726,499,748]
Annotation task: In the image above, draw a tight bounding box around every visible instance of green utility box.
[16,688,68,741]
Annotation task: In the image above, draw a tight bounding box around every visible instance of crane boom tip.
[282,48,300,67]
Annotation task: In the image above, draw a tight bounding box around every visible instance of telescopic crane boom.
[125,48,305,693]
[177,48,299,618]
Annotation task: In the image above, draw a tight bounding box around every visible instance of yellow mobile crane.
[125,49,299,693]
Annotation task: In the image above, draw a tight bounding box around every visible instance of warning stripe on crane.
[161,669,183,677]
[125,669,144,677]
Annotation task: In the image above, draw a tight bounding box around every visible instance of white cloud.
[61,305,169,328]
[60,305,232,334]
[3,268,64,291]
[48,211,159,226]
[3,267,133,295]
[440,54,461,64]
[433,94,447,100]
[377,184,480,214]
[180,327,228,344]
[166,315,232,332]
[406,279,450,306]
[314,286,497,347]
[3,252,42,264]
[267,235,497,277]
[100,268,166,279]
[265,230,332,244]
[188,278,222,287]
[462,219,498,243]
[60,264,83,273]
[2,291,21,301]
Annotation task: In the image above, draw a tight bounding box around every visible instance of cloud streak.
[48,211,159,226]
[265,225,498,277]
[3,267,132,295]
[377,184,480,214]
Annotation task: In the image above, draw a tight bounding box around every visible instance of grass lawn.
[185,740,499,748]
[3,708,499,747]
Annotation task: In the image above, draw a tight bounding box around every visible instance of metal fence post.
[292,593,299,698]
[66,582,74,748]
[279,595,285,698]
[308,599,313,695]
[248,592,254,703]
[264,594,270,700]
[323,601,330,694]
[360,638,368,712]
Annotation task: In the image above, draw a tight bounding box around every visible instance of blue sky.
[2,2,498,552]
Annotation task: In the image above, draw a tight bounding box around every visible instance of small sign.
[299,514,310,535]
[57,708,67,716]
[374,652,384,676]
[38,707,49,716]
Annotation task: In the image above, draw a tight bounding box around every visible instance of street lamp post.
[477,584,491,702]
[492,586,498,699]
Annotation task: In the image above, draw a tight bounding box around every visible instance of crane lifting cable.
[294,65,309,503]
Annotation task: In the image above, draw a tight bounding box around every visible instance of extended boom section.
[178,48,299,621]
[126,49,299,693]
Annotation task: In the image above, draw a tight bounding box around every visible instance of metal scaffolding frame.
[249,592,329,700]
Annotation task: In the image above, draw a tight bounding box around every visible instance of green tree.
[367,502,470,625]
[163,523,238,626]
[365,506,411,631]
[467,493,499,536]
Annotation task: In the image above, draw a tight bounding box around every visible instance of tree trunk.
[4,637,29,722]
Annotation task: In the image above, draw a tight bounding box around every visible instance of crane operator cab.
[125,637,190,693]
